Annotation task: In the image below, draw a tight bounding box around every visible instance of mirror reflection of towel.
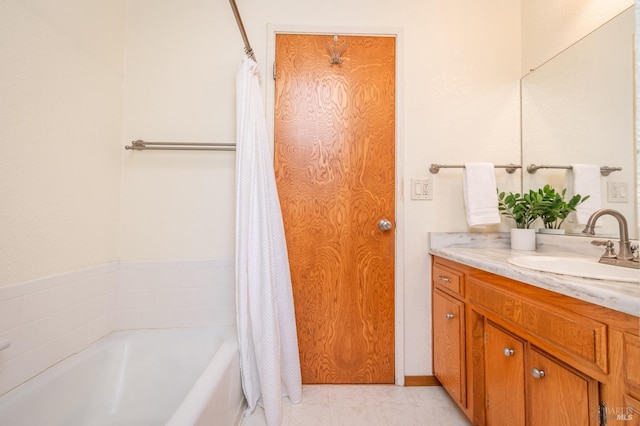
[463,163,501,227]
[571,164,601,224]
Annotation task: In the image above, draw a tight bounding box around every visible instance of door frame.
[265,25,406,385]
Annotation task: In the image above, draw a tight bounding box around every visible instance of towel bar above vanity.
[526,164,621,176]
[429,163,521,174]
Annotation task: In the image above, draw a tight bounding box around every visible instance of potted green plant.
[536,185,589,234]
[497,189,549,250]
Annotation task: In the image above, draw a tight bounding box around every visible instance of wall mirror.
[521,6,637,238]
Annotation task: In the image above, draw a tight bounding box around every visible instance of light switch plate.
[410,178,433,200]
[607,182,629,203]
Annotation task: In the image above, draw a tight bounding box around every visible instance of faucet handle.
[631,244,639,261]
[591,240,616,258]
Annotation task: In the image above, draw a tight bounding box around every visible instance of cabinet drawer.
[433,264,463,297]
[625,333,640,398]
[468,278,607,373]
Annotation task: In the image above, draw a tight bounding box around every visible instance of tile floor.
[240,385,471,426]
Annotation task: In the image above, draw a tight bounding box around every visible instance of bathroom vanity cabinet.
[432,256,640,426]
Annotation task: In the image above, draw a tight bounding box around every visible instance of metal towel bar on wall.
[526,164,621,177]
[429,163,521,174]
[124,140,236,152]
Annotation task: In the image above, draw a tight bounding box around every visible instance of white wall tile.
[117,290,138,310]
[105,313,117,335]
[117,269,139,290]
[105,290,118,315]
[157,289,182,309]
[216,266,235,285]
[20,318,51,352]
[86,296,105,322]
[117,309,139,330]
[0,327,23,362]
[212,285,235,307]
[88,316,106,344]
[212,306,236,326]
[138,309,178,329]
[178,308,216,328]
[21,289,52,323]
[0,298,23,333]
[137,290,159,309]
[182,288,215,309]
[69,279,92,306]
[134,270,155,289]
[49,284,75,313]
[48,310,73,340]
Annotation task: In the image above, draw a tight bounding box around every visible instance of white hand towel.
[571,164,601,224]
[463,163,501,227]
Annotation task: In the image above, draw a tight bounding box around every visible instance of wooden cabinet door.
[527,347,599,426]
[484,321,525,426]
[433,289,466,407]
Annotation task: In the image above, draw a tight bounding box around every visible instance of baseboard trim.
[404,376,441,386]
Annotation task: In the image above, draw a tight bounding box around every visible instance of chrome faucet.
[582,209,638,269]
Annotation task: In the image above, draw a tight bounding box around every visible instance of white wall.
[121,0,522,376]
[521,0,633,74]
[0,0,126,287]
[119,0,238,261]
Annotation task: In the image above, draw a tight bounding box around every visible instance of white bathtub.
[0,327,244,426]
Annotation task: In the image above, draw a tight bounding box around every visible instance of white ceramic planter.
[510,228,536,250]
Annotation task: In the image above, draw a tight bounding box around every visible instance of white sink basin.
[507,256,640,283]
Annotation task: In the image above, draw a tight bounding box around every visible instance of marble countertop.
[429,232,640,317]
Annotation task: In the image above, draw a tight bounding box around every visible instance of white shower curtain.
[235,57,302,426]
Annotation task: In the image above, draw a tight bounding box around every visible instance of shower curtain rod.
[229,0,256,61]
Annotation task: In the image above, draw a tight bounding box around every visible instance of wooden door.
[433,290,466,407]
[484,321,525,426]
[274,34,395,384]
[527,347,599,426]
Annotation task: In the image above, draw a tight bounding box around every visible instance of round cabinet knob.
[378,219,393,232]
[531,368,545,379]
[503,347,515,357]
[445,313,455,320]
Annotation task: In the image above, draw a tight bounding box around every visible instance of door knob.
[531,368,545,379]
[378,219,393,231]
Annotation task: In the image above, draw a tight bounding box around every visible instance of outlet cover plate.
[607,182,629,203]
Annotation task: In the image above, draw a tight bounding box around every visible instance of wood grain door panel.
[527,347,599,426]
[485,321,525,426]
[433,290,466,406]
[274,34,395,384]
